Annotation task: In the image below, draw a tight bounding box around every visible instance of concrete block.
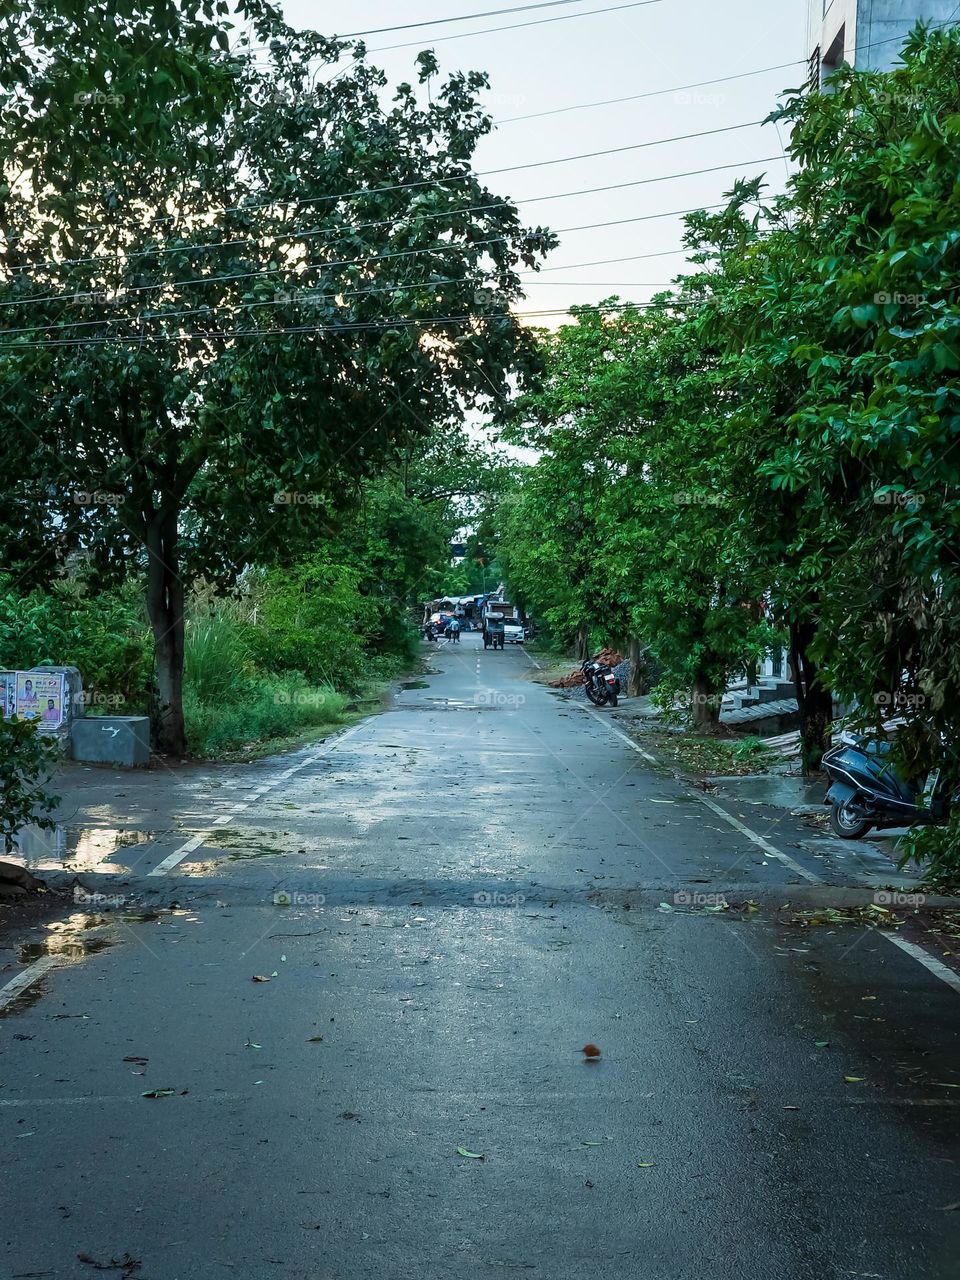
[71,716,151,767]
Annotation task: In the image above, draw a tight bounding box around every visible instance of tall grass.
[182,610,346,756]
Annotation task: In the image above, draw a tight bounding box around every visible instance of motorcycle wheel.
[829,801,872,840]
[606,691,618,708]
[585,684,603,705]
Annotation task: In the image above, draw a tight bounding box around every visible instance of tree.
[0,2,554,754]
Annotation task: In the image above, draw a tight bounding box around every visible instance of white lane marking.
[0,956,65,1012]
[585,711,657,762]
[883,935,960,995]
[586,706,960,993]
[0,1092,248,1107]
[147,722,369,877]
[585,707,818,882]
[695,793,821,884]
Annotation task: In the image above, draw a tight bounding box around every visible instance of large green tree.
[0,2,554,753]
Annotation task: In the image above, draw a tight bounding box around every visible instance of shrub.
[0,717,60,852]
[242,557,366,691]
[183,674,345,755]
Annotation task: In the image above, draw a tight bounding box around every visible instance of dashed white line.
[146,721,369,877]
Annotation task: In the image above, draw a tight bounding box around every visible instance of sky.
[271,0,809,319]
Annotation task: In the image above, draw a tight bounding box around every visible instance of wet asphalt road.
[2,633,960,1279]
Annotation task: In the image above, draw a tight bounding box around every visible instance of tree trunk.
[628,637,647,697]
[575,622,590,663]
[145,511,187,757]
[691,669,721,731]
[790,618,832,774]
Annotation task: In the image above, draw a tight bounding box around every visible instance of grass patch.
[184,674,347,757]
[649,731,784,777]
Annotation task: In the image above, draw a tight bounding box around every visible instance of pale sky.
[271,0,808,317]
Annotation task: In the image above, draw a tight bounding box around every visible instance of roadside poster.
[1,671,65,728]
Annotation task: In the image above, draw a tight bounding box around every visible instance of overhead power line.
[0,298,703,352]
[1,199,732,321]
[247,0,665,61]
[498,61,801,123]
[4,149,780,281]
[336,0,602,38]
[10,116,767,257]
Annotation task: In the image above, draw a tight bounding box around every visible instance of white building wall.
[807,0,958,80]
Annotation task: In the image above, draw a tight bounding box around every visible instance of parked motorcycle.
[581,659,620,708]
[822,733,958,839]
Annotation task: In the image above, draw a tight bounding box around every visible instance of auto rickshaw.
[483,617,505,650]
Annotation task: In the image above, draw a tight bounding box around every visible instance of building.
[807,0,957,85]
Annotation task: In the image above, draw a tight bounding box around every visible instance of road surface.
[2,633,959,1279]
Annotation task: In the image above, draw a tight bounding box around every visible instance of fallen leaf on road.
[244,1041,262,1049]
[636,1162,656,1168]
[456,1147,484,1159]
[251,975,270,983]
[307,1036,324,1042]
[581,1043,602,1058]
[937,1201,960,1212]
[843,1076,866,1083]
[657,903,674,913]
[122,1056,148,1065]
[141,1089,177,1098]
[77,1253,141,1275]
[784,1105,800,1111]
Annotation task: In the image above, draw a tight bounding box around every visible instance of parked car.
[503,620,525,644]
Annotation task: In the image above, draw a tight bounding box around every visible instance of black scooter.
[821,734,957,839]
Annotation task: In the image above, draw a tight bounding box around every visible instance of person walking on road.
[448,617,461,643]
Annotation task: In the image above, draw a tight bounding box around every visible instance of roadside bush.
[183,610,256,705]
[181,608,346,755]
[0,577,151,709]
[183,674,345,755]
[0,717,60,851]
[243,557,366,691]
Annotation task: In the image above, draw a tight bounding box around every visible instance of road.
[2,632,959,1279]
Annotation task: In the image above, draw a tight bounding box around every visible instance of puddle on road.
[400,680,430,690]
[707,774,827,809]
[11,824,161,873]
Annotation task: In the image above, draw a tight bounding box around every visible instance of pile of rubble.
[549,648,625,688]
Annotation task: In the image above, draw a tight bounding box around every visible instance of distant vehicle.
[503,620,525,644]
[483,617,505,650]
